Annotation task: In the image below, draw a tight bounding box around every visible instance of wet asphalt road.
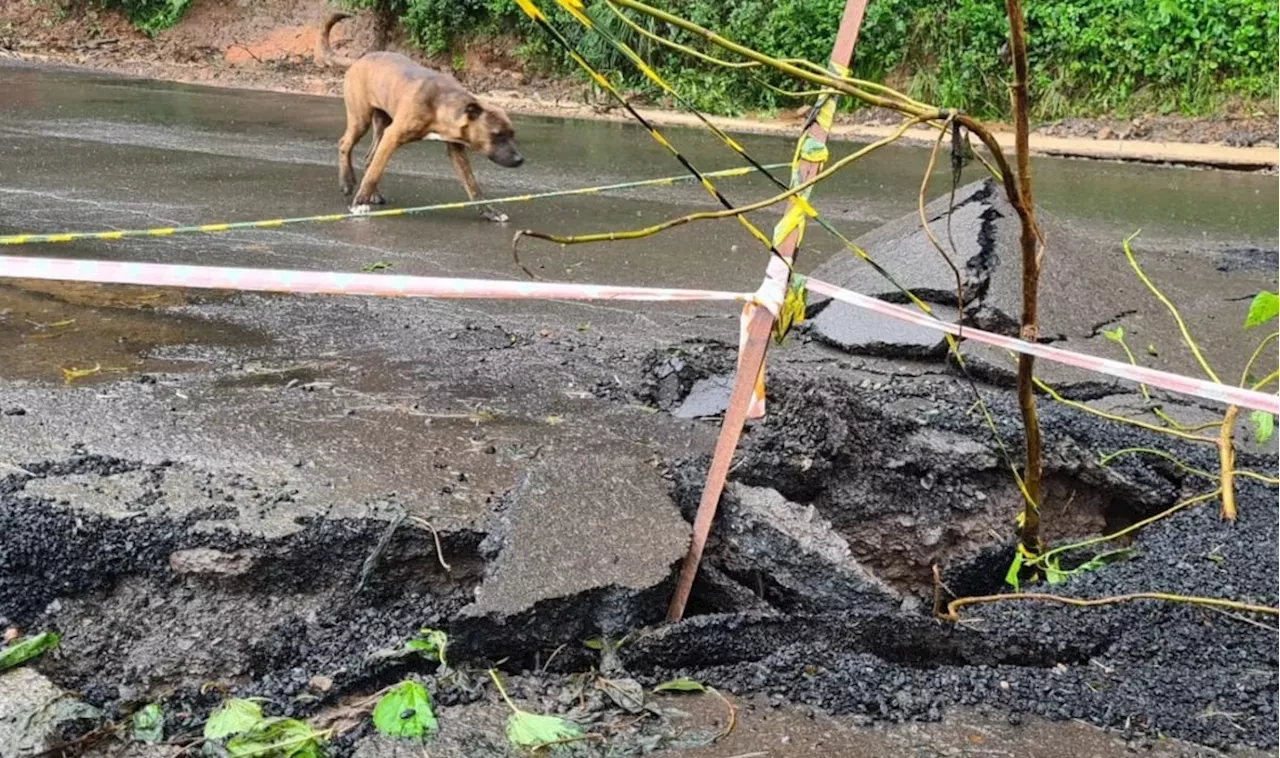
[3,62,1276,289]
[2,61,1277,382]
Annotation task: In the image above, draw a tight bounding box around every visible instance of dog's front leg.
[447,144,507,223]
[352,126,411,210]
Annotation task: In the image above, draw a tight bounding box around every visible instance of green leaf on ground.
[1043,557,1068,585]
[0,632,60,671]
[1245,291,1279,328]
[132,703,164,744]
[1042,548,1136,587]
[505,711,584,751]
[372,681,437,740]
[204,699,265,741]
[653,677,706,693]
[1101,326,1124,342]
[361,261,392,272]
[490,667,585,752]
[225,718,324,758]
[1076,548,1137,573]
[1249,411,1275,444]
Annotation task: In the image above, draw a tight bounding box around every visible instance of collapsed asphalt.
[1,63,1277,757]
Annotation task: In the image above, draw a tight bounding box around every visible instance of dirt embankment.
[2,0,1278,169]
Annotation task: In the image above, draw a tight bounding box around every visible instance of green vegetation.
[131,703,165,744]
[98,0,194,36]
[488,668,586,752]
[372,681,438,739]
[0,631,59,671]
[204,698,328,758]
[87,0,1276,118]
[338,0,1277,119]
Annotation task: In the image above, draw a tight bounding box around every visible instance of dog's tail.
[316,12,358,69]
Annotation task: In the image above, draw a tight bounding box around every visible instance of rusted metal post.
[667,0,870,622]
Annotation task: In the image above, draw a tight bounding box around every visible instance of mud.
[0,281,257,383]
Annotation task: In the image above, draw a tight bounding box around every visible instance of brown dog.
[316,12,523,220]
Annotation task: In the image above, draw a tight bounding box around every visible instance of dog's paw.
[369,193,386,206]
[340,181,355,197]
[350,203,372,215]
[482,208,510,224]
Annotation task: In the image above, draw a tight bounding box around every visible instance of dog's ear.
[460,101,484,122]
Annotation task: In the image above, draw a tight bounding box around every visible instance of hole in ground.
[662,369,1174,613]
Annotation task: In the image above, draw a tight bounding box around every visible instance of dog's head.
[439,98,523,168]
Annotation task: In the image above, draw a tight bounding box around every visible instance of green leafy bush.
[100,0,1276,116]
[98,0,195,36]
[355,0,1277,119]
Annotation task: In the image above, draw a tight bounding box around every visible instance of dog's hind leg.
[338,104,372,198]
[446,143,507,223]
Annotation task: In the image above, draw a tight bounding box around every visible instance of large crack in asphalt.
[3,345,1275,754]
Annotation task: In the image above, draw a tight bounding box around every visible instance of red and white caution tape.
[0,255,1273,414]
[805,277,1280,415]
[0,256,752,305]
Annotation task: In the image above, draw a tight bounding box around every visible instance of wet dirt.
[665,696,1273,758]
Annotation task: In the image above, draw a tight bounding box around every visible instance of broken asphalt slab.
[452,444,690,654]
[805,179,1278,388]
[700,483,901,614]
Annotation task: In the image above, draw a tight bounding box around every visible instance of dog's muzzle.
[490,146,524,168]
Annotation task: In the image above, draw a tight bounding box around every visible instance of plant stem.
[487,669,521,714]
[517,118,922,246]
[941,589,1279,622]
[1121,232,1222,384]
[1031,489,1220,568]
[1218,405,1239,521]
[1003,0,1043,555]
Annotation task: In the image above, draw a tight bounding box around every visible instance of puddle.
[0,279,263,383]
[668,696,1272,758]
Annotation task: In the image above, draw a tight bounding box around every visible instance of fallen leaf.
[653,677,705,693]
[0,631,60,671]
[506,711,583,750]
[60,364,102,384]
[204,699,264,741]
[132,703,164,744]
[226,717,324,758]
[372,681,437,740]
